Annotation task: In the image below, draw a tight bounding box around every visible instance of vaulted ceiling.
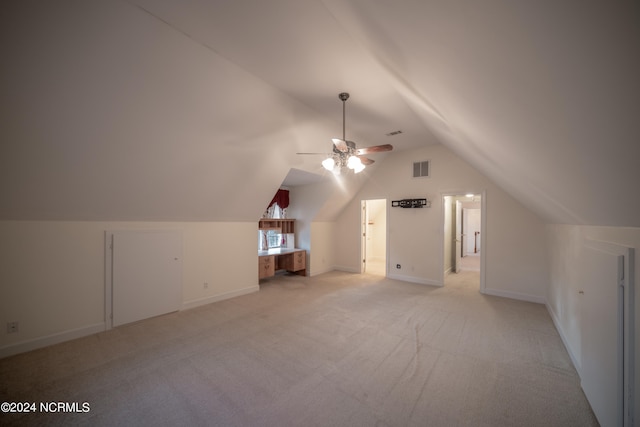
[1,1,638,225]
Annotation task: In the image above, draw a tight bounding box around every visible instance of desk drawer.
[292,250,305,272]
[259,256,275,279]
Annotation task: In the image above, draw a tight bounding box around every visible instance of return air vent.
[413,160,430,178]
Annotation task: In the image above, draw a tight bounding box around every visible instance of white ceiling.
[1,0,638,225]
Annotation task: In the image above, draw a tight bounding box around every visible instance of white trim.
[546,303,581,372]
[0,284,260,359]
[439,190,486,292]
[182,285,259,311]
[0,322,105,359]
[309,267,336,276]
[582,238,635,427]
[387,273,443,286]
[481,287,546,304]
[479,190,487,293]
[334,265,361,274]
[361,200,366,274]
[360,198,389,276]
[104,231,113,330]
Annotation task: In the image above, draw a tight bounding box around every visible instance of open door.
[442,193,485,290]
[361,199,387,275]
[454,200,462,273]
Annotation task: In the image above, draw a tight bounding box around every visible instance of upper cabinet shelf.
[258,219,295,233]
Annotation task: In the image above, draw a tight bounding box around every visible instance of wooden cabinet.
[259,256,275,279]
[258,249,306,279]
[281,220,294,234]
[258,219,295,233]
[292,250,305,272]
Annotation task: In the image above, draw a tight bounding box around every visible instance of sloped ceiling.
[1,1,638,225]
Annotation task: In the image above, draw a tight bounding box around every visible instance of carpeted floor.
[459,253,481,272]
[0,271,597,426]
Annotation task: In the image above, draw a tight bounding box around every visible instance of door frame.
[440,190,486,292]
[360,199,388,275]
[455,200,463,273]
[581,238,635,427]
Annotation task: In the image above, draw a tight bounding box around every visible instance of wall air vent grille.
[413,160,430,178]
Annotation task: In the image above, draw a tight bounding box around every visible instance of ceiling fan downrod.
[339,92,349,141]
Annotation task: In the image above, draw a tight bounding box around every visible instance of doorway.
[361,199,387,275]
[442,193,485,290]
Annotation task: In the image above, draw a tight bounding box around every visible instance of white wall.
[288,179,371,277]
[333,144,548,301]
[545,224,640,423]
[310,222,336,276]
[0,221,258,357]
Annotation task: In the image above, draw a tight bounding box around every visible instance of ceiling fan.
[297,92,393,174]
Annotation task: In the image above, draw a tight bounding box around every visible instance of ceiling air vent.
[386,130,403,136]
[413,160,430,178]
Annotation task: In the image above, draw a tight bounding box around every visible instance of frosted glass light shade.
[322,157,335,170]
[347,155,362,169]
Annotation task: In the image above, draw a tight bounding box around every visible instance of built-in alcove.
[258,189,306,278]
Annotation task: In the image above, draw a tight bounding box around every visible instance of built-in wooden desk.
[258,248,306,279]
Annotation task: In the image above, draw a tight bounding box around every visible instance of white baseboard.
[182,285,259,311]
[333,265,361,274]
[0,322,106,359]
[387,273,443,287]
[481,287,546,304]
[1,285,261,359]
[309,266,335,276]
[546,303,581,373]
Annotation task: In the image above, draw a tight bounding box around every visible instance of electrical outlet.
[7,321,18,334]
[396,264,401,269]
[203,282,209,289]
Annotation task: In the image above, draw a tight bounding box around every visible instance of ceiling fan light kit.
[298,92,393,175]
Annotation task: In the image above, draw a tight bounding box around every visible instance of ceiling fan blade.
[358,156,375,165]
[356,144,393,155]
[332,138,348,152]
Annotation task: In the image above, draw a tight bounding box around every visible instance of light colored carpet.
[0,271,597,426]
[459,253,481,271]
[364,259,386,276]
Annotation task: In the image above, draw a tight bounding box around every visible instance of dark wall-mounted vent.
[413,160,430,178]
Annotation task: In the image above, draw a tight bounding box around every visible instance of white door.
[580,240,634,427]
[454,200,462,273]
[361,201,367,273]
[112,231,182,327]
[464,208,481,254]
